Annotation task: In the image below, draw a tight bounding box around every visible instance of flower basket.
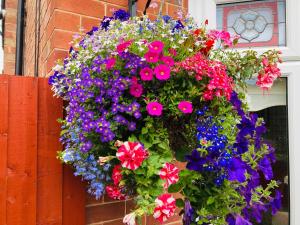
[49,10,282,225]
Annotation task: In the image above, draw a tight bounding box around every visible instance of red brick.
[86,202,125,224]
[103,218,124,225]
[137,0,167,15]
[46,49,68,73]
[103,0,128,7]
[106,4,127,17]
[50,29,75,50]
[81,16,101,33]
[53,0,105,18]
[52,10,81,32]
[166,3,186,19]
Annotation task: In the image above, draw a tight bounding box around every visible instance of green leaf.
[168,182,183,193]
[176,198,185,208]
[207,196,215,205]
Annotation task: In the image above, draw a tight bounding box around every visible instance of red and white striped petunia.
[159,163,179,188]
[153,194,176,223]
[106,185,126,200]
[116,142,148,170]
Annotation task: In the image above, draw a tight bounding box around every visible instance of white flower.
[178,39,184,44]
[123,212,136,225]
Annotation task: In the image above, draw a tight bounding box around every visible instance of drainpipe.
[15,0,25,75]
[128,0,137,17]
[0,0,5,73]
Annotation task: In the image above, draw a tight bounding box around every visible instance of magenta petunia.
[178,101,193,114]
[161,56,175,66]
[130,83,143,98]
[145,51,159,63]
[146,102,163,116]
[105,58,116,70]
[148,40,164,53]
[140,67,154,81]
[154,64,171,80]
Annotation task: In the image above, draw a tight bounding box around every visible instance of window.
[217,0,286,48]
[247,78,289,225]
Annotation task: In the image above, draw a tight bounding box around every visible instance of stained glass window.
[217,0,286,47]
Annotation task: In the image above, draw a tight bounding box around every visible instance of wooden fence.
[0,76,86,225]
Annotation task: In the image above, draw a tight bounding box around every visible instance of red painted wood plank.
[6,76,38,225]
[37,78,63,225]
[0,75,9,224]
[63,165,86,225]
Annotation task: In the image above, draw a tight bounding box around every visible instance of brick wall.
[3,0,18,75]
[22,0,188,224]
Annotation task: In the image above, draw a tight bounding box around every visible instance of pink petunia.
[153,194,176,223]
[168,48,177,56]
[148,40,164,53]
[146,102,163,116]
[154,64,171,80]
[130,82,143,98]
[178,101,193,114]
[161,56,175,66]
[144,51,159,63]
[140,67,154,81]
[112,165,122,185]
[116,40,132,54]
[105,58,116,70]
[106,185,126,200]
[159,163,179,188]
[116,142,148,170]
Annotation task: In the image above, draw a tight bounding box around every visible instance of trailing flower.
[50,9,282,225]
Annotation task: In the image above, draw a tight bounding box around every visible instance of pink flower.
[145,51,159,63]
[106,185,126,200]
[112,165,122,185]
[154,64,171,80]
[159,163,179,188]
[256,57,281,90]
[178,101,193,114]
[140,67,154,81]
[130,82,143,98]
[148,40,164,53]
[116,142,148,170]
[168,48,177,56]
[161,56,174,66]
[153,194,176,223]
[105,58,116,70]
[146,102,163,116]
[117,40,132,54]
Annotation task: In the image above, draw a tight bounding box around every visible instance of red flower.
[112,165,122,185]
[116,40,132,54]
[106,185,126,200]
[153,194,176,223]
[159,163,179,188]
[116,142,148,170]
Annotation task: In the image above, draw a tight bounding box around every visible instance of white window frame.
[189,1,300,224]
[188,0,300,61]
